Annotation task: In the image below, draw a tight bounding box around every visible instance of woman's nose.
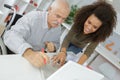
[88,25,92,30]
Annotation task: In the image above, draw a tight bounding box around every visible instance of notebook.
[47,61,104,80]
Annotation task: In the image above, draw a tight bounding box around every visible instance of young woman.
[52,1,117,66]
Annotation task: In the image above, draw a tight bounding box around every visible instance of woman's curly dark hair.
[72,0,117,42]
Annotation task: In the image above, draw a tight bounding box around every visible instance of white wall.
[67,0,96,7]
[110,0,120,35]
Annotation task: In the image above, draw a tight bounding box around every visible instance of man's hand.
[45,42,56,52]
[52,52,66,66]
[22,48,49,68]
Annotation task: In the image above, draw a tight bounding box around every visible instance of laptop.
[47,61,104,80]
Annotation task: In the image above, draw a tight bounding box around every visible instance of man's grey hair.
[50,0,70,11]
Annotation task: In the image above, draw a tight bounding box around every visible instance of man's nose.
[57,18,64,24]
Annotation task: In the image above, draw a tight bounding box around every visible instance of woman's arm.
[52,26,76,65]
[77,42,99,65]
[77,54,88,64]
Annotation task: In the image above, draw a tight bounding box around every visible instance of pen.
[41,48,46,64]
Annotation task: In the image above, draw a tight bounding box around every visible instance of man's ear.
[48,7,52,11]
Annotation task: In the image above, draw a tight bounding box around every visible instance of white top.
[3,11,61,54]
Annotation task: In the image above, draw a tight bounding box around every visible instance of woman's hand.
[52,52,66,66]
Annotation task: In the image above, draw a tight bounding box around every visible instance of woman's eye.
[94,26,98,29]
[88,21,91,24]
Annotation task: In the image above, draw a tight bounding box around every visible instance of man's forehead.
[55,9,69,18]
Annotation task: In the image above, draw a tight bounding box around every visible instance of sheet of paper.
[47,61,104,80]
[0,55,44,80]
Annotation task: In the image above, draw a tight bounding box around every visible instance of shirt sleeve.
[84,42,99,57]
[3,12,35,54]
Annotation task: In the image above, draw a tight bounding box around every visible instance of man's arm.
[3,11,34,54]
[3,11,45,54]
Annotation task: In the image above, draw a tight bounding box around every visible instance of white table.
[0,53,58,80]
[0,53,105,80]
